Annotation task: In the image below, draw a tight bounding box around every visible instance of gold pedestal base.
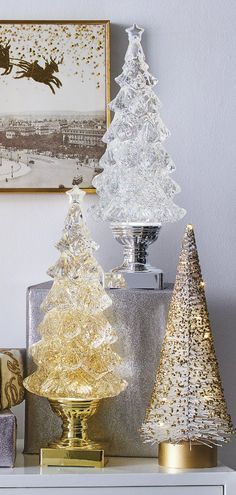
[40,398,104,467]
[40,447,104,467]
[159,441,217,469]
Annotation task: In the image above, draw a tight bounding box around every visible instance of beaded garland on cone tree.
[24,186,127,467]
[141,225,235,468]
[92,24,186,287]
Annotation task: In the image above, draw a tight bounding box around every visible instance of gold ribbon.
[0,350,24,410]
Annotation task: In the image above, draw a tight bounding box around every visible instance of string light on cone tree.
[24,186,127,467]
[141,225,234,466]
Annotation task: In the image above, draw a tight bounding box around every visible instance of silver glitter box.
[0,410,17,467]
[25,281,172,456]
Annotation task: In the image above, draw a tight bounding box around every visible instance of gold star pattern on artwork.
[0,22,105,86]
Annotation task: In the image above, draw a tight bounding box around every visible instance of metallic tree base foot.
[40,447,104,467]
[110,224,163,289]
[159,441,217,468]
[40,398,104,467]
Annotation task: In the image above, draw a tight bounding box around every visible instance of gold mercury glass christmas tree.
[24,186,127,467]
[141,224,235,468]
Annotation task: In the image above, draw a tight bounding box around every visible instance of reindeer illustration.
[14,56,63,94]
[0,41,13,75]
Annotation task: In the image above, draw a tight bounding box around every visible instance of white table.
[0,445,235,495]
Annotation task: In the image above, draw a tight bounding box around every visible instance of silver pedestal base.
[110,224,164,289]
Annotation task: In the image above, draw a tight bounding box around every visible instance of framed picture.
[0,20,110,193]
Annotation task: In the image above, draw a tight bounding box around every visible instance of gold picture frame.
[0,20,110,193]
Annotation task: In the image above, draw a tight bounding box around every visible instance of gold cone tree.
[24,186,127,466]
[141,225,234,468]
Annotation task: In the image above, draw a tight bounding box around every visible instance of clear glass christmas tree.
[24,186,127,466]
[141,225,234,468]
[24,186,127,399]
[92,24,186,225]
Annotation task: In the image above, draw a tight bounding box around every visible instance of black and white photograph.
[0,20,109,191]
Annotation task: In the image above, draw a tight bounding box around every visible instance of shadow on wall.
[110,23,150,99]
[209,297,236,469]
[110,23,127,98]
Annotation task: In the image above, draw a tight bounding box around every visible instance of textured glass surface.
[24,186,127,400]
[141,225,235,446]
[92,24,186,224]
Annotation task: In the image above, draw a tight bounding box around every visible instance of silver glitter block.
[0,410,17,467]
[25,281,172,456]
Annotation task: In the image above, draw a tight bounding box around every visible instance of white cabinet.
[0,489,224,495]
[0,449,234,495]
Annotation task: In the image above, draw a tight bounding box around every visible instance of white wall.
[0,0,236,467]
